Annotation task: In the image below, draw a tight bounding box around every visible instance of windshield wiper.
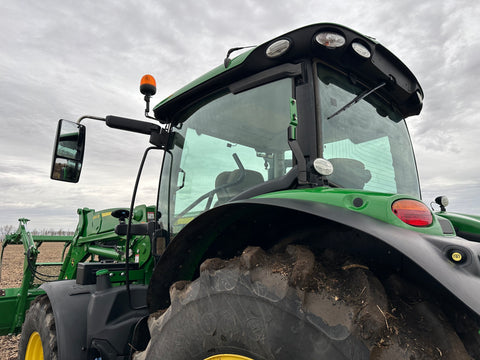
[327,82,386,120]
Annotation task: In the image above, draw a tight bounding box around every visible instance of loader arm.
[0,219,73,335]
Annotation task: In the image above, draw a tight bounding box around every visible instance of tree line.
[0,225,74,241]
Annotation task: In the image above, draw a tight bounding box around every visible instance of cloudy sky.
[1,0,479,231]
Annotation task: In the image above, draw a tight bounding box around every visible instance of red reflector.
[392,199,433,227]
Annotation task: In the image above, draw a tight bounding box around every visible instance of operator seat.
[215,169,264,205]
[328,158,372,189]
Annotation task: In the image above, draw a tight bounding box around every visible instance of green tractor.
[0,205,156,338]
[14,23,480,359]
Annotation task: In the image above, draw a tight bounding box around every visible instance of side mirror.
[50,119,86,183]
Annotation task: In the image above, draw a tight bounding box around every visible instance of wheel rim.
[204,355,253,360]
[205,354,253,360]
[25,331,44,360]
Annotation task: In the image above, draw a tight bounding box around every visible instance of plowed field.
[0,242,65,360]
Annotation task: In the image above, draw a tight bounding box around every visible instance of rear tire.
[136,245,473,360]
[18,295,57,360]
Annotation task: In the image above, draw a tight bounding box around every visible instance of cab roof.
[153,23,423,125]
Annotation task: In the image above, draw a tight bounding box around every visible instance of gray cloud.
[1,0,480,232]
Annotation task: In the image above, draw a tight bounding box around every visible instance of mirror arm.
[76,115,106,124]
[106,115,160,135]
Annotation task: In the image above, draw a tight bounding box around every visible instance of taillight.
[392,199,433,227]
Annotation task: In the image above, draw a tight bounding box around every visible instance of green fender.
[147,198,480,316]
[438,211,480,242]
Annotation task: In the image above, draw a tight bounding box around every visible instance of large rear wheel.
[18,295,57,360]
[136,245,474,359]
[204,356,253,360]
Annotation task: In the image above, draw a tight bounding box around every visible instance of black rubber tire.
[18,294,58,360]
[136,245,473,360]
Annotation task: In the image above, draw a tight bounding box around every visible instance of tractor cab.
[50,24,425,240]
[50,24,427,242]
[153,24,423,237]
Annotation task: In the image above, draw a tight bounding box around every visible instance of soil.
[0,242,65,360]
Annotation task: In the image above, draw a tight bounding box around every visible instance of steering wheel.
[175,153,245,220]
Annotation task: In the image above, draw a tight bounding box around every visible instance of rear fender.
[148,198,480,317]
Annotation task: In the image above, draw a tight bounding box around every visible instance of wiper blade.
[327,82,386,120]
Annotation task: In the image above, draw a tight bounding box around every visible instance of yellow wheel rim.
[204,355,253,360]
[25,331,44,360]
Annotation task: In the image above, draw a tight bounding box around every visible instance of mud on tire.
[18,294,58,360]
[136,245,473,360]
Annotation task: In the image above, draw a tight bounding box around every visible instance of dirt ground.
[0,242,65,360]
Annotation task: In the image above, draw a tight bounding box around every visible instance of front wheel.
[136,245,474,359]
[18,295,58,360]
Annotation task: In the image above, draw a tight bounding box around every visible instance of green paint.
[289,98,298,140]
[0,204,157,335]
[154,49,253,110]
[437,212,480,237]
[256,187,447,236]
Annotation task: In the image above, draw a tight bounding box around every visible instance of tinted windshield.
[158,78,293,235]
[317,63,420,197]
